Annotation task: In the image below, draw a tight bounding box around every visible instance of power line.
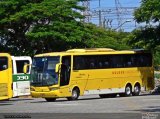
[80,0,138,31]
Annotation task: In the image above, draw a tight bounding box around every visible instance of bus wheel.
[45,98,56,102]
[133,85,140,96]
[120,85,132,97]
[67,88,80,101]
[125,85,132,96]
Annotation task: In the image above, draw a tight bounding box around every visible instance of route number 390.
[17,76,29,80]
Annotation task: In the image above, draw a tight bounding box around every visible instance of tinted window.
[60,56,71,86]
[16,60,29,73]
[0,57,8,71]
[73,53,152,70]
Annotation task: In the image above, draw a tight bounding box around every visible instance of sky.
[90,0,141,7]
[87,0,142,32]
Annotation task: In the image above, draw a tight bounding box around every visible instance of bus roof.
[34,48,149,57]
[0,53,11,57]
[66,48,115,53]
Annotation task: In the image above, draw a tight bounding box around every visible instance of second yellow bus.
[27,48,154,101]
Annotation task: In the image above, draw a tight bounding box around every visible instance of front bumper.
[31,90,61,98]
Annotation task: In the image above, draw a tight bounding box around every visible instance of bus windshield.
[31,56,60,86]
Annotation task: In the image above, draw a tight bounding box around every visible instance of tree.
[127,27,160,65]
[0,0,130,56]
[130,0,160,65]
[0,0,85,55]
[76,23,130,50]
[134,0,160,24]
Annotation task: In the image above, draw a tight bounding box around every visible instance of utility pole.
[81,0,136,31]
[82,0,90,23]
[98,0,102,27]
[115,0,123,30]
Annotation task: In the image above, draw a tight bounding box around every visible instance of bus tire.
[125,84,132,96]
[45,98,56,102]
[67,88,80,101]
[132,84,141,96]
[120,84,132,97]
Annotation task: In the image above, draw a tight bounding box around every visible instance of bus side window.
[98,62,103,68]
[104,61,109,68]
[73,57,84,70]
[75,63,81,70]
[127,62,132,66]
[90,62,95,68]
[101,56,110,68]
[131,55,137,67]
[124,55,132,67]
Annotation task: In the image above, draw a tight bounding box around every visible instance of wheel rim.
[126,86,131,95]
[72,90,78,99]
[134,86,139,93]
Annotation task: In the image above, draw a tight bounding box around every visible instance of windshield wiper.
[31,82,42,85]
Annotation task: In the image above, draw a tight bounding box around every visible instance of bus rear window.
[0,57,8,71]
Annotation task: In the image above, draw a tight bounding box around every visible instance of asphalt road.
[0,94,160,119]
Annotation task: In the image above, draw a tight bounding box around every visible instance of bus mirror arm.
[23,64,31,74]
[55,63,61,73]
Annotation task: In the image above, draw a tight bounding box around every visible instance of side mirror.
[55,63,61,73]
[23,64,30,74]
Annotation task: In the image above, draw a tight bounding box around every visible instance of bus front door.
[59,56,71,97]
[12,57,32,97]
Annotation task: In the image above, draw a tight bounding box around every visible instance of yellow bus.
[28,48,154,102]
[0,53,32,100]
